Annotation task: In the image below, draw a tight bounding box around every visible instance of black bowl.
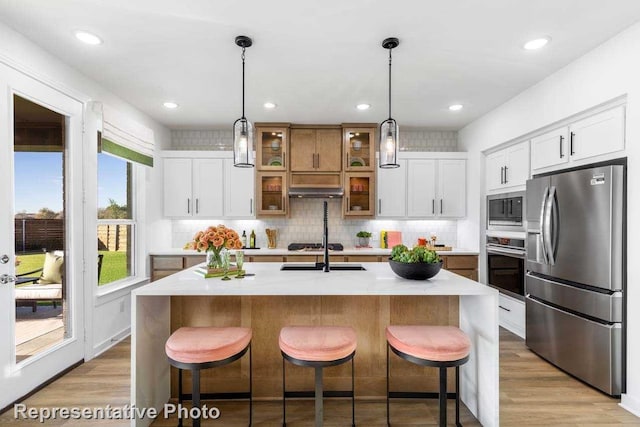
[388,258,443,280]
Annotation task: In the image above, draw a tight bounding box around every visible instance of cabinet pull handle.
[559,135,564,158]
[317,153,320,168]
[440,199,443,214]
[282,197,285,211]
[250,198,253,214]
[282,152,286,168]
[347,197,350,212]
[500,166,504,184]
[378,199,382,214]
[499,305,511,312]
[187,198,190,214]
[196,198,199,214]
[570,131,575,155]
[432,199,435,214]
[504,165,508,184]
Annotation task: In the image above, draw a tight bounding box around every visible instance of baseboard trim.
[620,393,640,418]
[92,327,131,359]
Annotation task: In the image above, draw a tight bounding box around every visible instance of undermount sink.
[280,263,366,271]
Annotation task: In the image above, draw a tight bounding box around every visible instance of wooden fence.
[15,219,128,253]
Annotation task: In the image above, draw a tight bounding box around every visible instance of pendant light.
[379,37,400,168]
[233,35,254,168]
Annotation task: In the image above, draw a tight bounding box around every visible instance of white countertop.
[134,262,494,297]
[149,247,479,256]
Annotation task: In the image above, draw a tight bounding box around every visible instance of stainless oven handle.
[486,246,526,259]
[539,186,549,264]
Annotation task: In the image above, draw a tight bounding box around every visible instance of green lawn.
[15,251,128,286]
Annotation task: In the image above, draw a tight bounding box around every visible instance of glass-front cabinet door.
[256,126,288,171]
[257,172,287,216]
[344,172,375,217]
[344,127,375,171]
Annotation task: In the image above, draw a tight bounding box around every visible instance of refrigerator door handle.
[539,186,550,264]
[544,186,556,265]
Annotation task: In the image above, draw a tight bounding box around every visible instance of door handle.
[500,166,504,184]
[440,199,443,214]
[559,135,564,158]
[0,254,9,264]
[250,198,253,214]
[282,152,286,168]
[432,199,435,214]
[378,199,382,214]
[509,199,513,215]
[187,198,190,214]
[570,132,575,155]
[316,153,320,168]
[543,186,556,265]
[196,198,199,214]
[502,199,506,214]
[539,187,550,264]
[0,274,16,284]
[504,165,508,184]
[498,305,511,312]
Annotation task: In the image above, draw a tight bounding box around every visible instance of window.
[97,152,136,286]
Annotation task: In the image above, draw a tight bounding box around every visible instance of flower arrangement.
[188,225,243,269]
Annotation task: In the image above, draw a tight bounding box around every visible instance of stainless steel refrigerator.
[525,164,625,396]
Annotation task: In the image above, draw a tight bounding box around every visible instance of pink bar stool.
[386,325,471,427]
[165,326,253,427]
[279,326,357,427]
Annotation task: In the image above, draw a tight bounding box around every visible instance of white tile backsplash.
[170,129,459,249]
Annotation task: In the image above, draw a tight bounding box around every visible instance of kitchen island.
[131,262,498,426]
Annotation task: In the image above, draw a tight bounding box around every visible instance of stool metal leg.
[177,369,183,427]
[282,357,286,427]
[193,368,201,427]
[315,367,323,427]
[249,343,253,427]
[456,365,461,427]
[439,367,447,427]
[386,344,390,427]
[351,356,355,427]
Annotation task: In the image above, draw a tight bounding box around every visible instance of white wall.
[458,22,640,416]
[0,21,172,358]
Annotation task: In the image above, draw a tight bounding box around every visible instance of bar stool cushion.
[166,326,252,364]
[279,326,357,362]
[386,325,470,362]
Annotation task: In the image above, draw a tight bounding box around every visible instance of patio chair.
[15,253,104,312]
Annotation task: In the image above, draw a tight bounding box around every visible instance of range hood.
[288,187,344,198]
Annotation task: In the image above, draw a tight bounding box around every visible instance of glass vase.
[206,248,224,270]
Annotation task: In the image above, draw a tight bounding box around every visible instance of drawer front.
[445,255,478,270]
[448,269,478,281]
[152,256,183,270]
[346,255,382,263]
[184,256,206,268]
[498,293,525,338]
[250,255,285,262]
[152,270,180,282]
[285,255,317,263]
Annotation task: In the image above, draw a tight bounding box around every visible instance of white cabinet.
[569,105,625,162]
[163,152,254,218]
[376,159,407,217]
[498,293,525,339]
[531,128,569,171]
[485,141,529,192]
[406,158,466,219]
[223,158,255,218]
[530,106,625,173]
[164,158,223,217]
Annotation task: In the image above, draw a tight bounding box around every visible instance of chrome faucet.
[322,200,330,272]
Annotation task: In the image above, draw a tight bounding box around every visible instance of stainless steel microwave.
[487,191,525,231]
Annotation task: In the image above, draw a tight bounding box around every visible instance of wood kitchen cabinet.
[343,126,376,171]
[163,158,223,217]
[344,172,375,217]
[290,127,342,172]
[485,141,529,192]
[256,125,289,171]
[256,172,287,216]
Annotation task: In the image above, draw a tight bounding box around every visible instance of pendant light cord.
[388,47,392,120]
[241,47,246,119]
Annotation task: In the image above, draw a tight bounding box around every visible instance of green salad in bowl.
[389,244,442,280]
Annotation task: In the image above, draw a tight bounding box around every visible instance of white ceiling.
[2,0,640,130]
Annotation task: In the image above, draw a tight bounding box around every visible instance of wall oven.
[487,191,525,231]
[486,234,525,301]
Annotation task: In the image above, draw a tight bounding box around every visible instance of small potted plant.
[356,231,372,247]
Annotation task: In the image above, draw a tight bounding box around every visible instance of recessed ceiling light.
[449,104,463,111]
[523,37,551,50]
[74,30,103,45]
[356,103,371,110]
[163,102,179,109]
[264,102,277,109]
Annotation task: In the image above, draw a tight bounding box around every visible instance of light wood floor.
[1,328,638,426]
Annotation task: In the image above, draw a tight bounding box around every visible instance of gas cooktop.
[287,243,344,251]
